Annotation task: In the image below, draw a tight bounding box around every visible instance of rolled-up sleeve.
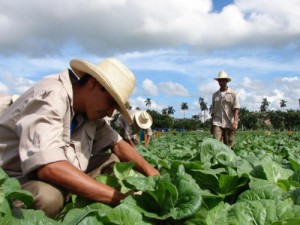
[233,92,240,110]
[16,89,71,175]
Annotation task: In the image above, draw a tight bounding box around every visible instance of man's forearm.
[36,160,126,205]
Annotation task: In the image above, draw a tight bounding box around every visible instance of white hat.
[70,58,136,123]
[214,71,231,82]
[11,94,19,102]
[129,110,153,129]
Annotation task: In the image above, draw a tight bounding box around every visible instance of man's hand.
[231,121,238,131]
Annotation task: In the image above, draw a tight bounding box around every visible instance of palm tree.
[145,98,151,109]
[162,108,168,115]
[198,97,208,122]
[180,102,188,118]
[280,99,287,110]
[167,106,175,115]
[260,98,270,113]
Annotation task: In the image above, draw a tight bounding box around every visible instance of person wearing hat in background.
[0,58,159,218]
[115,109,153,147]
[211,71,240,148]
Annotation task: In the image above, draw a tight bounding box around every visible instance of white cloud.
[0,71,35,95]
[158,81,189,96]
[0,0,299,56]
[0,81,8,93]
[142,79,158,96]
[281,76,299,83]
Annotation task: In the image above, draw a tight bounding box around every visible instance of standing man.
[0,58,159,218]
[211,71,240,148]
[115,110,153,147]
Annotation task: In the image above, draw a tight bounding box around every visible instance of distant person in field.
[211,71,240,148]
[0,58,159,218]
[116,109,153,147]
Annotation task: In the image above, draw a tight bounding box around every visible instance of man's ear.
[87,77,99,90]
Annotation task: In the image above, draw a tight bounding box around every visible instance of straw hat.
[11,94,19,102]
[214,71,231,82]
[70,58,136,123]
[129,110,153,129]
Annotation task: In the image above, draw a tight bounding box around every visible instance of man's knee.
[22,180,65,218]
[87,153,120,178]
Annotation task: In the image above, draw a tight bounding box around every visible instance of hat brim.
[70,59,132,123]
[134,111,153,129]
[214,77,231,82]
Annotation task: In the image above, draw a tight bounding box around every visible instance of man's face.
[85,80,120,120]
[217,79,228,89]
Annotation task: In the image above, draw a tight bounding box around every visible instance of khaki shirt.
[0,69,121,178]
[212,87,240,128]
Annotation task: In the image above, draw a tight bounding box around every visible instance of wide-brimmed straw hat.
[214,71,231,82]
[129,110,153,129]
[70,58,136,123]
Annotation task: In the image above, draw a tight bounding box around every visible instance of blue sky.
[0,0,299,119]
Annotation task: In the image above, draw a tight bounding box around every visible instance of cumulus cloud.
[158,81,189,96]
[142,79,158,96]
[0,0,299,56]
[0,82,8,93]
[0,72,35,95]
[281,76,299,83]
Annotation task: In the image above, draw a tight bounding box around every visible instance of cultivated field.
[1,131,300,224]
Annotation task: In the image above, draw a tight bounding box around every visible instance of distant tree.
[192,115,200,120]
[145,98,151,109]
[162,108,168,115]
[260,98,270,113]
[198,97,208,122]
[167,106,175,115]
[239,107,259,130]
[180,102,188,118]
[280,99,287,110]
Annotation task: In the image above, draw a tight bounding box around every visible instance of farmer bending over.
[0,58,159,218]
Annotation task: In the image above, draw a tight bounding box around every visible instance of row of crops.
[1,131,300,224]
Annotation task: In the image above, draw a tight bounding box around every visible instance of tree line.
[138,97,300,132]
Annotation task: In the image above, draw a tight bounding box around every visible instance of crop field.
[1,131,300,224]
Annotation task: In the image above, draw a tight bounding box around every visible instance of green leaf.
[260,158,294,183]
[218,174,239,195]
[171,173,202,219]
[62,202,112,225]
[95,175,120,189]
[12,208,59,225]
[123,175,158,192]
[107,204,151,225]
[200,138,237,168]
[113,162,144,193]
[238,178,284,201]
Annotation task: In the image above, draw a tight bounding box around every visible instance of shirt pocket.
[214,96,221,103]
[225,94,233,103]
